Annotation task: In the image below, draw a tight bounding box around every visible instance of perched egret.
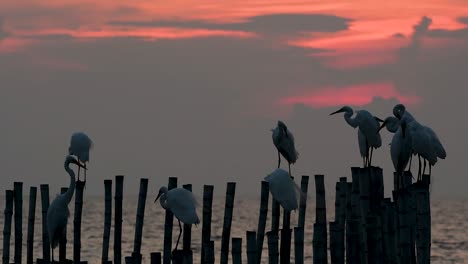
[68,132,93,182]
[378,116,413,188]
[330,106,383,167]
[155,187,200,251]
[271,121,299,177]
[264,168,302,211]
[47,155,86,262]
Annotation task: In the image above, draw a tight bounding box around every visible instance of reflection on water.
[0,196,466,263]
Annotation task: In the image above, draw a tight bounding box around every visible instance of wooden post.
[26,187,37,264]
[280,210,292,264]
[150,252,161,264]
[220,182,236,264]
[2,190,14,264]
[267,231,279,264]
[358,168,370,264]
[271,199,280,232]
[394,188,411,264]
[181,184,193,264]
[416,175,431,264]
[232,238,242,264]
[163,177,177,264]
[203,241,215,264]
[132,178,148,263]
[366,214,383,264]
[313,174,327,264]
[246,231,257,264]
[348,168,361,264]
[369,168,384,213]
[293,227,304,264]
[102,180,112,263]
[345,182,352,264]
[13,182,23,264]
[73,181,86,263]
[256,181,269,264]
[335,177,346,264]
[200,185,214,264]
[298,175,309,228]
[59,187,68,263]
[329,221,339,264]
[40,184,50,263]
[382,198,397,264]
[114,175,124,264]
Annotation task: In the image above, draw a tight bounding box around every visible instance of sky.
[1,0,467,198]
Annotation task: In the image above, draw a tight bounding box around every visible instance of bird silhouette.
[271,121,299,177]
[264,168,302,211]
[68,132,93,182]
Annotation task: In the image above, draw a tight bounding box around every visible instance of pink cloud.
[279,82,421,108]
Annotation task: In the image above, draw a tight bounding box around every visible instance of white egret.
[378,116,412,188]
[68,132,93,182]
[395,104,447,180]
[264,168,302,211]
[330,106,383,167]
[271,121,299,176]
[155,187,200,251]
[47,155,86,262]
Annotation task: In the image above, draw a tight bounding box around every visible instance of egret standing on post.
[330,106,383,167]
[264,168,302,211]
[68,132,93,182]
[47,155,86,262]
[271,121,299,177]
[155,186,200,251]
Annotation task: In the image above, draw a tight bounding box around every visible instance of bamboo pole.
[201,185,214,264]
[40,184,50,263]
[14,182,23,264]
[26,187,37,264]
[416,175,431,264]
[221,182,236,264]
[255,181,269,264]
[348,168,361,263]
[2,190,14,264]
[366,214,383,264]
[345,182,352,264]
[280,210,292,264]
[102,180,112,263]
[182,184,193,264]
[232,237,242,264]
[246,231,257,264]
[329,221,339,264]
[313,174,328,264]
[59,187,68,263]
[298,175,309,228]
[395,188,411,264]
[163,177,177,264]
[203,241,215,264]
[73,180,86,263]
[132,178,149,263]
[267,231,279,264]
[271,199,280,232]
[114,175,125,264]
[150,252,161,264]
[358,168,370,264]
[335,178,346,264]
[293,227,304,264]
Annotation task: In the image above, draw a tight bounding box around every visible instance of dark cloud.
[399,16,432,59]
[457,16,468,25]
[427,28,468,39]
[109,14,351,35]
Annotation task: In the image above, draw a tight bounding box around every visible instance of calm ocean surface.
[0,196,466,263]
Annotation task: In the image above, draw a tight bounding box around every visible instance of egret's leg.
[288,163,292,178]
[77,164,81,182]
[277,152,281,168]
[418,155,422,180]
[422,159,427,181]
[369,147,374,167]
[408,154,413,172]
[363,157,366,168]
[175,219,182,250]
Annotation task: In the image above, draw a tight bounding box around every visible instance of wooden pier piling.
[14,182,23,264]
[246,231,257,264]
[182,184,193,264]
[114,175,124,264]
[267,231,279,264]
[73,180,86,263]
[313,174,328,264]
[293,227,304,264]
[163,177,177,264]
[2,190,14,264]
[348,169,361,263]
[203,241,215,264]
[220,182,236,264]
[26,187,37,264]
[102,180,112,263]
[358,168,370,264]
[256,181,269,264]
[132,178,149,264]
[232,237,242,264]
[271,199,280,232]
[280,210,292,264]
[201,185,214,264]
[39,184,50,263]
[416,175,431,264]
[150,252,161,264]
[59,187,68,263]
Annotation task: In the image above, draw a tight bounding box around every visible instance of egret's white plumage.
[271,121,299,176]
[395,104,447,180]
[330,106,383,167]
[264,168,301,212]
[155,187,200,250]
[47,155,85,262]
[68,132,93,181]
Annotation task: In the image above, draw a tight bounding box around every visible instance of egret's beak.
[377,120,387,133]
[329,109,344,115]
[154,193,161,203]
[375,117,384,123]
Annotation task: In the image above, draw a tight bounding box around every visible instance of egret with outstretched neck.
[47,155,86,262]
[271,121,299,177]
[155,187,200,251]
[330,106,383,167]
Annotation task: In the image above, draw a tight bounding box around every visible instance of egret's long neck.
[386,118,400,133]
[63,163,76,204]
[159,193,168,210]
[344,109,358,128]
